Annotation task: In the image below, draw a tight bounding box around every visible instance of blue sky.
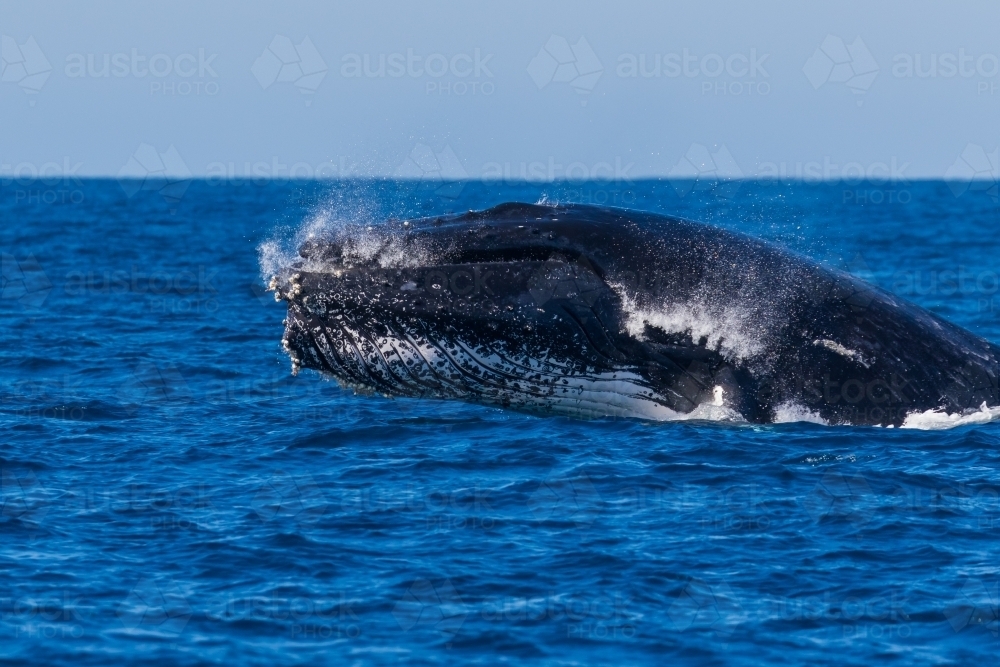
[1,0,998,180]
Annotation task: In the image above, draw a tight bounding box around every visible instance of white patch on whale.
[712,385,724,406]
[813,338,872,368]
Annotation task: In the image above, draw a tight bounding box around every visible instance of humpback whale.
[270,202,1000,426]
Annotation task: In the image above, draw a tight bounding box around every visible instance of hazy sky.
[1,0,998,180]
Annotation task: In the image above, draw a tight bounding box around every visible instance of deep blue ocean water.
[1,179,999,665]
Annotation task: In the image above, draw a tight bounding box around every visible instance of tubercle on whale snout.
[268,270,312,375]
[267,270,303,303]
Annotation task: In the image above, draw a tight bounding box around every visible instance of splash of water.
[257,184,439,286]
[611,284,768,362]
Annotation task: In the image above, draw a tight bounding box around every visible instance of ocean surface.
[1,178,999,665]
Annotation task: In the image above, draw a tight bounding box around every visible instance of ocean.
[1,179,998,665]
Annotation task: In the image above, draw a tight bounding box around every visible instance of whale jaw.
[275,258,750,421]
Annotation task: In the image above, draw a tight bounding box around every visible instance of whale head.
[271,202,753,420]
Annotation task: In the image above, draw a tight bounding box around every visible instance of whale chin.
[271,202,1000,427]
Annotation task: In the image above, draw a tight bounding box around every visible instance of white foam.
[338,227,432,270]
[772,401,829,425]
[675,402,747,423]
[258,238,295,286]
[611,286,766,361]
[258,195,441,289]
[901,402,1000,430]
